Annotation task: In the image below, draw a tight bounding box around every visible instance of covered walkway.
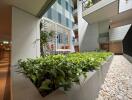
[0,57,9,100]
[97,55,132,100]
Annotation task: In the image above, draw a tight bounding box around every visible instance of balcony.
[82,0,119,23]
[119,0,132,13]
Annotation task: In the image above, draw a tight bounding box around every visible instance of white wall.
[119,0,132,13]
[109,24,131,42]
[98,21,109,34]
[111,18,132,28]
[77,0,99,52]
[12,7,40,65]
[110,17,132,42]
[79,23,99,51]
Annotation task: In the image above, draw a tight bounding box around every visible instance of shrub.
[18,52,112,96]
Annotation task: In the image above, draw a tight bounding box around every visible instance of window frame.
[65,1,69,10]
[58,0,61,5]
[58,13,61,24]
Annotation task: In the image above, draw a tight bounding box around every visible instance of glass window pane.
[58,13,61,24]
[65,2,68,10]
[58,0,61,5]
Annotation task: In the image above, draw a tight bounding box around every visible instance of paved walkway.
[0,59,9,100]
[97,55,132,100]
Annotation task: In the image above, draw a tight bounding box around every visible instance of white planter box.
[11,55,113,100]
[65,55,113,100]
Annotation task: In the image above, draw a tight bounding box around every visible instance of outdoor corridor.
[97,55,132,100]
[0,57,9,100]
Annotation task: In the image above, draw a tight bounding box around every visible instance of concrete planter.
[12,66,69,100]
[65,55,113,100]
[11,55,113,100]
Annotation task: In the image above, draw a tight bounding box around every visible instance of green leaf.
[39,79,51,90]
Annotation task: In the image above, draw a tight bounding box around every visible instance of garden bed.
[14,52,113,100]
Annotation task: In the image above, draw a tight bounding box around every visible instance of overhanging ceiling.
[0,0,56,41]
[83,0,119,24]
[111,9,132,26]
[4,0,56,18]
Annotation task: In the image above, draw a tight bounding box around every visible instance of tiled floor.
[0,59,9,100]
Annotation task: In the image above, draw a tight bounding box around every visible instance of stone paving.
[97,55,132,100]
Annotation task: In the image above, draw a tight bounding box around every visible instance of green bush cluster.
[18,52,112,96]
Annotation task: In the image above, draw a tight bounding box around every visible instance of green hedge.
[18,52,112,96]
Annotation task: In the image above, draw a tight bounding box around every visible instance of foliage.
[40,31,54,56]
[40,31,54,46]
[18,52,112,96]
[40,21,55,56]
[85,0,93,8]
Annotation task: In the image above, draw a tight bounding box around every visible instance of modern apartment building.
[76,0,132,55]
[41,0,75,52]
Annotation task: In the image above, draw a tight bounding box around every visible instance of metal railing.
[82,0,101,11]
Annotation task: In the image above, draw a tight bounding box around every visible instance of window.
[71,6,73,12]
[47,8,52,19]
[66,18,69,27]
[58,13,61,24]
[57,33,63,44]
[65,2,68,10]
[58,0,61,5]
[57,33,68,44]
[72,22,74,27]
[63,33,67,44]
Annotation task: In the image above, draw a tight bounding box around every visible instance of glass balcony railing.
[82,0,101,11]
